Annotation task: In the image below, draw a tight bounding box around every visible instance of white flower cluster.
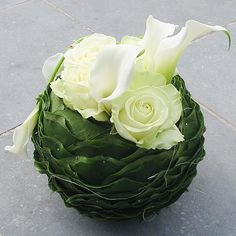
[6,16,230,155]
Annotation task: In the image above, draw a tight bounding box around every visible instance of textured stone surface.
[0,0,89,133]
[1,0,236,235]
[1,0,29,9]
[51,0,236,36]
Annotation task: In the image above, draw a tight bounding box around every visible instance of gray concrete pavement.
[0,1,236,235]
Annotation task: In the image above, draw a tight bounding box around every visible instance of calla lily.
[5,105,39,157]
[152,19,231,82]
[142,15,176,71]
[122,15,231,83]
[6,53,65,156]
[42,53,64,82]
[90,44,141,103]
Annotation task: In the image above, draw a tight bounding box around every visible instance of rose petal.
[138,125,184,150]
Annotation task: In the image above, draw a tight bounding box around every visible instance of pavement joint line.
[0,124,22,138]
[42,0,96,34]
[196,99,236,132]
[226,19,236,26]
[0,0,32,14]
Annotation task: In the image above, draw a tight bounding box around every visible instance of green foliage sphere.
[32,75,205,220]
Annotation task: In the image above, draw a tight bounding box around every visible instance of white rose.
[110,72,184,149]
[62,33,116,83]
[50,34,116,121]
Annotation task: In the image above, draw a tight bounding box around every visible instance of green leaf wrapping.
[32,75,205,220]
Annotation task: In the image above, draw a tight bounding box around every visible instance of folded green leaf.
[32,75,205,220]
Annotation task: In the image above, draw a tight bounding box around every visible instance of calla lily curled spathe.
[90,44,141,103]
[122,15,231,83]
[6,52,65,156]
[5,105,39,157]
[42,53,64,82]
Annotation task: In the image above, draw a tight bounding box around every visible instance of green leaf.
[32,74,205,220]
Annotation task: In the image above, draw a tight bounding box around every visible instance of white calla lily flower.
[90,44,141,103]
[152,19,231,82]
[142,15,176,71]
[42,53,64,82]
[5,105,39,157]
[6,53,65,156]
[122,15,231,83]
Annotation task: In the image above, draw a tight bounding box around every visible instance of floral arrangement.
[6,16,230,220]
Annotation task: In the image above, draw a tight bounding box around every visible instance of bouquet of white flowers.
[6,16,230,220]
